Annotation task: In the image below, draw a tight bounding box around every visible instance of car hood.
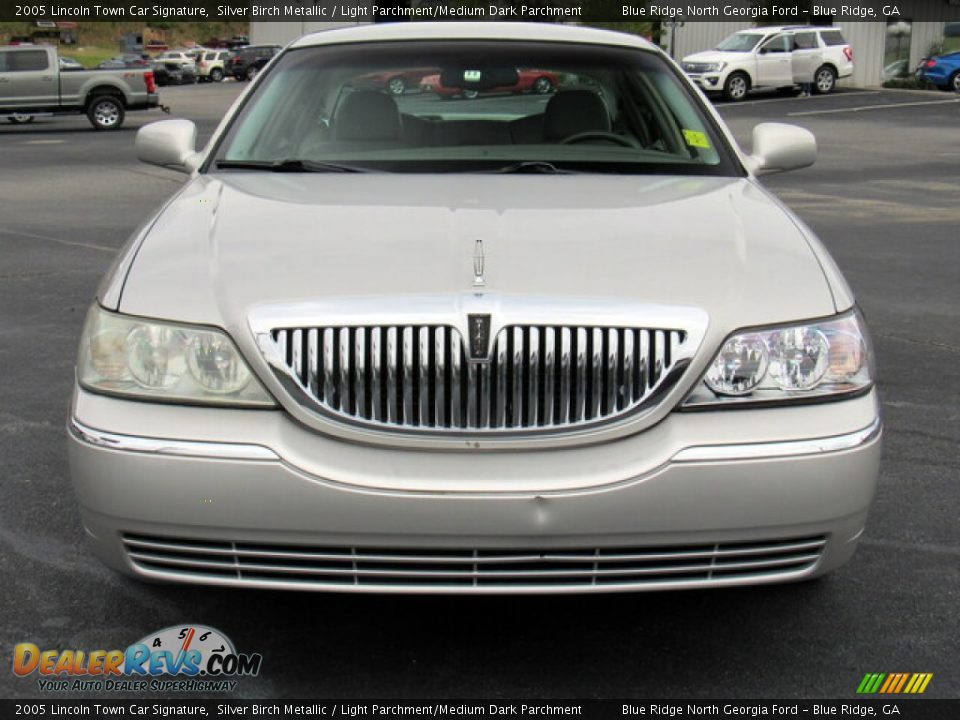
[683,50,752,64]
[119,173,835,342]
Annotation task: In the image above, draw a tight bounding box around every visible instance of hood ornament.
[473,239,485,287]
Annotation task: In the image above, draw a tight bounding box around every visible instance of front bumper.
[68,387,882,594]
[685,73,723,91]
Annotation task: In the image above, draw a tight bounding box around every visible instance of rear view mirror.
[745,123,816,176]
[135,119,201,173]
[440,66,519,91]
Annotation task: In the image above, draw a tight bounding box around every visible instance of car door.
[755,34,793,88]
[4,49,59,108]
[790,31,821,85]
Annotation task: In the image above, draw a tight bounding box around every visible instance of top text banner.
[5,0,960,23]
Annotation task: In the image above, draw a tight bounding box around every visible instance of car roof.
[291,22,658,52]
[737,25,844,34]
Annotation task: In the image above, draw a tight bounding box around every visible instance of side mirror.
[745,122,816,176]
[135,119,201,173]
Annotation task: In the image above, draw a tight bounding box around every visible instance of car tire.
[722,72,750,102]
[951,71,960,94]
[532,76,554,94]
[461,89,479,100]
[813,65,836,95]
[246,66,259,82]
[8,114,35,124]
[86,95,125,131]
[387,76,407,95]
[210,68,224,83]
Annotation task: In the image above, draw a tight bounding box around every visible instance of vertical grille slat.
[402,326,415,426]
[418,327,431,428]
[542,327,555,427]
[511,327,524,428]
[354,329,366,418]
[622,329,634,410]
[527,327,540,428]
[323,328,336,410]
[307,329,320,399]
[271,323,686,433]
[340,328,352,415]
[495,332,508,428]
[435,327,447,428]
[450,330,462,428]
[605,327,619,416]
[371,328,383,422]
[386,327,398,424]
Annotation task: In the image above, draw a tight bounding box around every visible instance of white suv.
[154,50,197,69]
[682,26,854,101]
[197,50,232,82]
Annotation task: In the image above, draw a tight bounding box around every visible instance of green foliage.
[1,21,248,49]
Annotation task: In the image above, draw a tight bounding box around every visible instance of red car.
[353,67,440,95]
[419,69,557,99]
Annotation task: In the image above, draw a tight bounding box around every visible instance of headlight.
[683,310,873,408]
[78,305,274,407]
[701,62,726,72]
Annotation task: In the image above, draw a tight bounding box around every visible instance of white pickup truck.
[0,45,161,130]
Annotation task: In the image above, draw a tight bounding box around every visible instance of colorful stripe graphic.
[857,673,933,694]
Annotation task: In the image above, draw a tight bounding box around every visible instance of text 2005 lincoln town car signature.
[68,23,881,593]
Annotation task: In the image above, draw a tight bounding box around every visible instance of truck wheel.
[8,114,35,124]
[210,68,224,83]
[813,65,836,94]
[87,95,125,131]
[722,72,750,102]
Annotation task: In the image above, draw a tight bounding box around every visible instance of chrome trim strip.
[671,418,882,463]
[68,418,279,461]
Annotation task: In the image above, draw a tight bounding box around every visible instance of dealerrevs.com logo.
[13,625,262,693]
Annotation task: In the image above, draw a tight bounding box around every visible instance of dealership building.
[251,10,960,89]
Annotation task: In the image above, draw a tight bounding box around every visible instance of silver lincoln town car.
[69,23,882,593]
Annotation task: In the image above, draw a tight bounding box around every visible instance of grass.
[57,46,118,69]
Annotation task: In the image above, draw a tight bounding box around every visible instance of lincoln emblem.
[467,314,491,360]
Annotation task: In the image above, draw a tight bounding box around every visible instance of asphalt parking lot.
[1,83,958,700]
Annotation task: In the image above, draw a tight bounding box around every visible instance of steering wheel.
[560,131,637,148]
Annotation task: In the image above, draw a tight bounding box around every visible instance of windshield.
[716,33,765,52]
[213,40,738,176]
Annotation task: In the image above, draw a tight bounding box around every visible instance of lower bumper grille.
[122,534,826,592]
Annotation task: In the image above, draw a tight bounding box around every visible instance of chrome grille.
[269,325,687,432]
[683,62,714,74]
[123,534,826,592]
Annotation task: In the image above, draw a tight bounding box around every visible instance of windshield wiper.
[216,159,372,173]
[489,161,580,175]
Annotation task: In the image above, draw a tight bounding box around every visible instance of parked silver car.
[69,23,881,594]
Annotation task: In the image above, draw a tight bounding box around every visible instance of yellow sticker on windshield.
[682,129,711,149]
